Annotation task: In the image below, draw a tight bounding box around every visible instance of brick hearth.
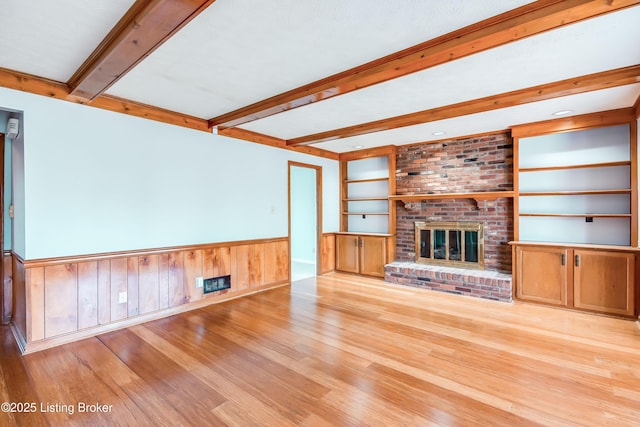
[385,262,512,302]
[385,132,514,301]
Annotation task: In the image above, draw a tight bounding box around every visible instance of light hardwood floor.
[1,272,640,426]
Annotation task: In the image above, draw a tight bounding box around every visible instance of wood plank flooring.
[1,272,640,426]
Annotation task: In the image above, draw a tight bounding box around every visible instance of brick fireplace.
[385,132,514,301]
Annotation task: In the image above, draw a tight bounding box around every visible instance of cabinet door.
[360,236,387,277]
[573,250,634,316]
[516,246,568,306]
[336,235,359,273]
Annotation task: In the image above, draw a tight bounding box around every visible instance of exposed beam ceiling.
[67,0,216,100]
[2,1,639,156]
[0,67,211,132]
[288,65,640,146]
[217,128,339,160]
[209,0,640,130]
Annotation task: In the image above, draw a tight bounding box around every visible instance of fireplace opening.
[415,221,484,269]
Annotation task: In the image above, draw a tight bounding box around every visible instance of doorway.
[289,162,321,282]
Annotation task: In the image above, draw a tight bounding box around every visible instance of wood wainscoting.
[2,252,11,325]
[11,237,289,354]
[319,233,336,274]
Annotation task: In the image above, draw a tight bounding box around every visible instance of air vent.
[203,275,231,294]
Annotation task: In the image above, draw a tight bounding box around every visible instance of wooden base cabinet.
[336,234,391,277]
[573,250,634,317]
[513,244,636,317]
[515,246,568,307]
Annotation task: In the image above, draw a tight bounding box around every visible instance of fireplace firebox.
[415,221,484,269]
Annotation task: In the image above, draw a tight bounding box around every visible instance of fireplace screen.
[415,221,484,269]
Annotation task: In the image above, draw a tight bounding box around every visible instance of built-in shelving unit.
[510,110,638,318]
[514,121,634,247]
[337,146,396,277]
[340,149,396,234]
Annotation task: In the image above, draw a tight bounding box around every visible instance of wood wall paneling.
[263,242,278,285]
[277,240,289,282]
[158,254,170,310]
[26,267,44,342]
[251,244,264,288]
[184,250,203,303]
[97,260,111,324]
[12,257,26,340]
[77,261,98,330]
[110,258,128,322]
[203,247,232,296]
[231,245,251,292]
[138,255,160,315]
[12,238,290,353]
[127,257,139,317]
[2,254,12,324]
[320,234,336,274]
[44,264,78,338]
[213,247,232,277]
[168,252,185,307]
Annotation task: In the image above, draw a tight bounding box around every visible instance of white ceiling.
[1,1,639,154]
[0,0,136,82]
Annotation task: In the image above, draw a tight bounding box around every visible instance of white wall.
[0,87,339,259]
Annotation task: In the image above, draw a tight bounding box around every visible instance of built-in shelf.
[519,189,631,196]
[341,151,395,236]
[519,213,631,218]
[519,160,630,172]
[390,191,515,206]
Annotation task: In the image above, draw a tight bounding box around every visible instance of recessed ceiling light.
[432,131,446,136]
[352,145,364,149]
[553,110,573,116]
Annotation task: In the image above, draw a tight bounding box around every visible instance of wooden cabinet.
[573,249,634,316]
[336,233,389,277]
[513,243,636,317]
[336,234,360,274]
[515,246,568,306]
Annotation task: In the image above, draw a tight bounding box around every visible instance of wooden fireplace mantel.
[389,191,515,208]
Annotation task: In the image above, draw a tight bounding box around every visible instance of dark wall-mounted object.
[203,275,231,294]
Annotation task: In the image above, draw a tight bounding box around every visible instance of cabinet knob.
[561,254,565,266]
[575,254,580,267]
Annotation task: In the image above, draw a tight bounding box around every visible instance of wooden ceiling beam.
[209,0,640,129]
[287,65,640,146]
[68,0,216,100]
[0,66,210,132]
[218,128,339,160]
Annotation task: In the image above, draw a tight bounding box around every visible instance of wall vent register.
[203,275,231,294]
